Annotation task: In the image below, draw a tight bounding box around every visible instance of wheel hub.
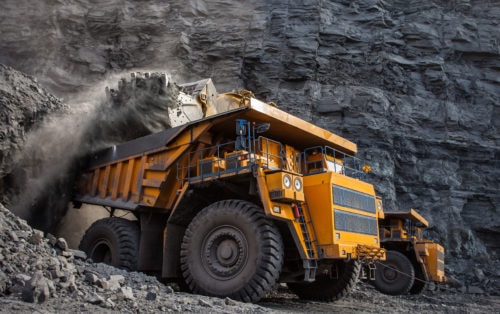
[217,239,239,265]
[382,264,398,281]
[203,225,248,280]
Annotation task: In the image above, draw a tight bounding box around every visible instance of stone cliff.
[0,0,498,287]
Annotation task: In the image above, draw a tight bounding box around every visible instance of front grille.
[333,186,376,214]
[269,190,283,200]
[334,210,378,235]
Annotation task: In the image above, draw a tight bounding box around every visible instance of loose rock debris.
[1,203,498,313]
[0,203,270,312]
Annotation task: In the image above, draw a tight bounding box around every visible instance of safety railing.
[302,146,368,180]
[177,136,288,182]
[256,136,285,170]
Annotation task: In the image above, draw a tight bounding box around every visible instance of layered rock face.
[0,0,498,282]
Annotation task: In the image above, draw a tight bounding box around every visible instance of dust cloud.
[10,71,179,234]
[9,83,102,232]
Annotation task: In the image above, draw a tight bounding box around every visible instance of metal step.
[296,202,318,282]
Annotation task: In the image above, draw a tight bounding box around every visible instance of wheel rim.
[382,263,399,282]
[90,239,113,264]
[202,225,248,280]
[374,251,414,295]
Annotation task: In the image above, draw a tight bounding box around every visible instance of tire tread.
[79,217,140,271]
[180,199,283,302]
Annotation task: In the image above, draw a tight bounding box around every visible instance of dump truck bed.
[383,209,429,227]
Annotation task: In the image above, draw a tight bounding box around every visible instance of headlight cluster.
[283,174,292,188]
[282,174,302,191]
[294,177,302,191]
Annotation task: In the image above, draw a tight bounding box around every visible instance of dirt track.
[261,284,499,313]
[0,282,498,313]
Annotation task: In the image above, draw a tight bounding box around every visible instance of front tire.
[374,250,415,295]
[409,263,428,294]
[79,217,140,271]
[180,200,283,302]
[287,260,361,302]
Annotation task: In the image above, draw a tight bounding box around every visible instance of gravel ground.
[1,203,498,313]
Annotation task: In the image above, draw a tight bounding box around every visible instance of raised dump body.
[374,208,446,295]
[74,92,385,302]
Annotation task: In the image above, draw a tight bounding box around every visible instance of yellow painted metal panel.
[134,155,147,203]
[331,172,375,196]
[303,172,335,246]
[383,208,429,227]
[111,163,122,199]
[421,242,446,282]
[100,165,111,199]
[91,169,99,196]
[304,171,382,259]
[246,99,357,155]
[122,159,135,201]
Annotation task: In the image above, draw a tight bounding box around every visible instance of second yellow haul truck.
[375,209,446,295]
[73,77,385,302]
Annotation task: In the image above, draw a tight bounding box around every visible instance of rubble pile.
[1,201,497,313]
[0,64,65,204]
[0,203,76,302]
[0,203,268,312]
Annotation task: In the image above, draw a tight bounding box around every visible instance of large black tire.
[180,200,283,302]
[409,263,428,294]
[79,217,140,271]
[374,250,415,295]
[287,260,361,302]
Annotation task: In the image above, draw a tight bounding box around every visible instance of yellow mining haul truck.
[73,85,385,302]
[374,208,446,295]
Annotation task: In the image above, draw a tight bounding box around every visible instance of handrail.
[256,136,285,170]
[177,141,369,182]
[302,145,367,180]
[177,136,291,182]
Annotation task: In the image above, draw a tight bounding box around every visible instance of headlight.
[283,174,292,188]
[294,177,302,191]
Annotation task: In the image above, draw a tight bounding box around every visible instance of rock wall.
[0,0,498,280]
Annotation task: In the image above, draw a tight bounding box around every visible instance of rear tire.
[374,250,415,295]
[180,200,283,302]
[287,260,361,302]
[79,217,140,271]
